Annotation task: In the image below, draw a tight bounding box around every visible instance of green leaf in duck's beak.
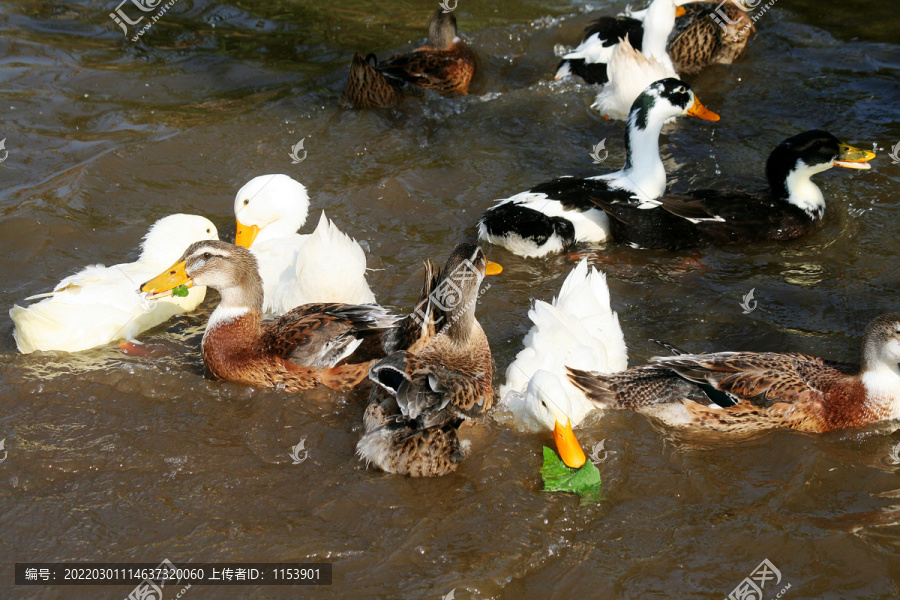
[172,284,190,297]
[834,143,875,169]
[540,446,603,505]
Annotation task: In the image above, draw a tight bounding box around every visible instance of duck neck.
[204,277,265,341]
[617,106,667,197]
[641,8,673,65]
[768,158,830,220]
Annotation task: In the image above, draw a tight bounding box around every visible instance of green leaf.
[540,447,603,505]
[172,284,189,297]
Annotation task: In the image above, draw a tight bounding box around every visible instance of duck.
[555,0,753,83]
[555,0,685,85]
[477,78,719,258]
[567,313,900,433]
[140,240,396,392]
[591,130,876,250]
[501,259,628,467]
[233,174,376,315]
[341,10,476,109]
[10,214,219,354]
[357,243,502,477]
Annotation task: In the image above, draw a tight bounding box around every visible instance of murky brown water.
[1,0,900,598]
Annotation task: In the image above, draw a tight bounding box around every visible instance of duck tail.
[341,51,403,109]
[321,361,375,391]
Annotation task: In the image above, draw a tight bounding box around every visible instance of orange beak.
[234,220,260,248]
[675,5,687,17]
[552,418,587,469]
[686,96,720,122]
[485,260,503,276]
[140,260,193,299]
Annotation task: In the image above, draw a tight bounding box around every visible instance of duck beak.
[675,6,687,17]
[234,220,260,248]
[485,260,503,276]
[686,96,720,122]
[140,260,193,299]
[552,418,587,468]
[833,143,875,170]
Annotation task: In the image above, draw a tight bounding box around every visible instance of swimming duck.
[140,240,396,392]
[10,214,219,354]
[357,243,502,477]
[233,174,375,315]
[342,10,476,109]
[591,130,876,250]
[501,259,628,467]
[477,78,719,258]
[556,0,685,85]
[568,313,900,433]
[556,1,753,83]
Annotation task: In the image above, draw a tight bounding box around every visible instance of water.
[1,0,899,598]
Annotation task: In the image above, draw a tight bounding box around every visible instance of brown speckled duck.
[357,243,502,477]
[342,10,476,109]
[140,240,396,392]
[567,314,900,433]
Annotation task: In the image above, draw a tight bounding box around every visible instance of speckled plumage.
[568,314,900,433]
[667,2,755,74]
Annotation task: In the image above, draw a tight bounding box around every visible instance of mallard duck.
[590,130,876,250]
[342,10,476,109]
[501,259,628,467]
[233,174,375,315]
[357,243,502,477]
[477,78,719,258]
[568,313,900,433]
[140,240,396,392]
[10,214,219,354]
[555,0,685,84]
[556,0,753,82]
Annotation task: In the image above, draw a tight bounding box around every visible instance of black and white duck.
[592,130,876,250]
[477,78,719,258]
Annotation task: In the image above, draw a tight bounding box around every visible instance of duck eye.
[206,228,211,234]
[243,199,249,206]
[202,252,212,260]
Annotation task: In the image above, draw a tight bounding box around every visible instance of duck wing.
[377,47,474,94]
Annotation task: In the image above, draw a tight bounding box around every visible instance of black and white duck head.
[604,78,719,199]
[766,130,876,219]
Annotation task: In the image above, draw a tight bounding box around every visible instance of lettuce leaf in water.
[172,285,190,297]
[540,446,603,505]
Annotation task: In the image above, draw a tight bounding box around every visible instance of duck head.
[766,130,875,217]
[428,9,459,50]
[141,240,264,314]
[233,174,310,248]
[139,214,219,269]
[525,370,587,468]
[426,243,502,341]
[862,313,900,375]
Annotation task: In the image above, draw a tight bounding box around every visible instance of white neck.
[599,112,668,199]
[641,1,675,64]
[785,161,830,218]
[204,305,250,340]
[861,363,900,418]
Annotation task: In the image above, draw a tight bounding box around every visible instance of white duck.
[501,259,628,467]
[592,0,679,120]
[232,174,376,315]
[10,214,219,354]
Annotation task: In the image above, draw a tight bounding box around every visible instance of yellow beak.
[140,260,193,299]
[675,5,687,17]
[234,220,260,248]
[833,143,876,170]
[552,418,587,469]
[485,260,503,276]
[686,96,720,122]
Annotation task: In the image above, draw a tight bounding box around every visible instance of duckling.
[357,243,502,477]
[568,313,900,433]
[592,130,876,250]
[342,10,476,109]
[140,240,395,392]
[501,259,628,467]
[556,0,685,85]
[233,174,375,315]
[477,78,719,258]
[10,214,218,354]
